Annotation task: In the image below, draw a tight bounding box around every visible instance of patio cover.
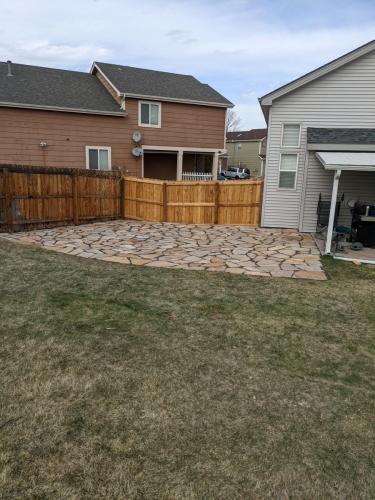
[316,151,375,171]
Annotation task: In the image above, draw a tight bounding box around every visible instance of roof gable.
[92,62,233,107]
[260,39,375,108]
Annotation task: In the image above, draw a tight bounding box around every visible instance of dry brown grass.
[1,239,375,499]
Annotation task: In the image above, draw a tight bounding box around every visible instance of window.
[236,143,242,150]
[279,154,298,189]
[139,101,161,127]
[86,147,111,170]
[282,124,301,147]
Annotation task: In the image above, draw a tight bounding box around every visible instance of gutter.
[122,92,232,108]
[0,101,127,117]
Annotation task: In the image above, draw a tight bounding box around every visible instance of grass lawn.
[1,239,375,499]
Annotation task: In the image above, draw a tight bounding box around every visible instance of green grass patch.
[0,240,375,498]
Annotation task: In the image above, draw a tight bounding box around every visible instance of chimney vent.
[7,60,13,77]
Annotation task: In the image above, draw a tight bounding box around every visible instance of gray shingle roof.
[0,62,124,115]
[94,62,233,107]
[307,127,375,144]
[227,129,267,141]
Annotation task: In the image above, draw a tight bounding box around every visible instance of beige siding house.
[259,40,375,259]
[226,129,267,176]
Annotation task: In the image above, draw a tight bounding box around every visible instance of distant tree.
[226,109,241,131]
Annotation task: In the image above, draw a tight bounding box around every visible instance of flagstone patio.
[0,221,326,280]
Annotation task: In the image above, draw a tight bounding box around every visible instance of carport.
[316,151,375,263]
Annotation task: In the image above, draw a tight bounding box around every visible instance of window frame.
[278,152,299,190]
[85,146,112,171]
[138,100,161,128]
[281,123,301,148]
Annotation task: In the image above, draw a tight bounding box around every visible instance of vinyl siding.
[263,49,375,229]
[226,140,263,175]
[302,152,375,231]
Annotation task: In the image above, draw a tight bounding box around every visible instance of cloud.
[0,0,375,126]
[166,30,197,45]
[0,41,111,68]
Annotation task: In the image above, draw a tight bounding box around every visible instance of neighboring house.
[259,40,375,255]
[0,60,232,180]
[225,129,267,176]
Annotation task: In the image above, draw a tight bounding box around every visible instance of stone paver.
[0,221,326,280]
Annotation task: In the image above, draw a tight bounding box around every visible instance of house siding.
[302,152,375,231]
[0,99,226,174]
[226,140,263,175]
[263,49,375,230]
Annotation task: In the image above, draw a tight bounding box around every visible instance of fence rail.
[124,176,264,225]
[0,165,263,231]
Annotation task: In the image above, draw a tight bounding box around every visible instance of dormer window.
[139,101,161,128]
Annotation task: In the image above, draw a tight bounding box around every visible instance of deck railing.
[182,172,213,181]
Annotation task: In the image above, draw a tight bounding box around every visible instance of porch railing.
[182,172,213,181]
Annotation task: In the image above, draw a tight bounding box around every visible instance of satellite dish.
[132,131,142,143]
[132,147,143,157]
[347,199,357,209]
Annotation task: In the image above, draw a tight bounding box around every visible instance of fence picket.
[0,166,263,231]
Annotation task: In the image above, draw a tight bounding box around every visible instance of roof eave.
[122,92,232,108]
[259,39,375,106]
[0,101,127,116]
[90,62,124,97]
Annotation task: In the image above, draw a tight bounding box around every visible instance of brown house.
[0,60,232,180]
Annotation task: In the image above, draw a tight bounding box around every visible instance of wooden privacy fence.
[124,176,264,225]
[0,165,123,231]
[0,166,263,231]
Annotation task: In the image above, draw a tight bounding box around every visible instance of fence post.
[3,168,14,231]
[214,181,220,224]
[72,170,79,225]
[120,176,125,219]
[163,182,168,222]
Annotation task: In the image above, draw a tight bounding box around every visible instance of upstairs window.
[282,124,301,147]
[279,153,298,189]
[139,101,161,127]
[86,146,111,170]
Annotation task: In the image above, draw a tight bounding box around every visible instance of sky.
[1,0,375,129]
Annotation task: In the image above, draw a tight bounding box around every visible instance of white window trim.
[85,146,112,171]
[278,152,299,190]
[138,101,161,128]
[281,123,301,148]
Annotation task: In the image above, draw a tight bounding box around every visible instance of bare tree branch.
[226,109,241,132]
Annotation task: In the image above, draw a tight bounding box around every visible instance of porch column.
[177,150,183,181]
[212,151,219,180]
[325,169,341,254]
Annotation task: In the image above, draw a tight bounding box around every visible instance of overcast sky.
[1,0,375,128]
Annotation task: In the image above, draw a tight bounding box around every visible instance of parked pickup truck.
[222,167,251,179]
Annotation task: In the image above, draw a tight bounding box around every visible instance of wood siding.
[263,50,375,230]
[226,140,263,175]
[0,97,226,175]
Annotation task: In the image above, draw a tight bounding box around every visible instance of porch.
[315,152,375,264]
[141,146,226,181]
